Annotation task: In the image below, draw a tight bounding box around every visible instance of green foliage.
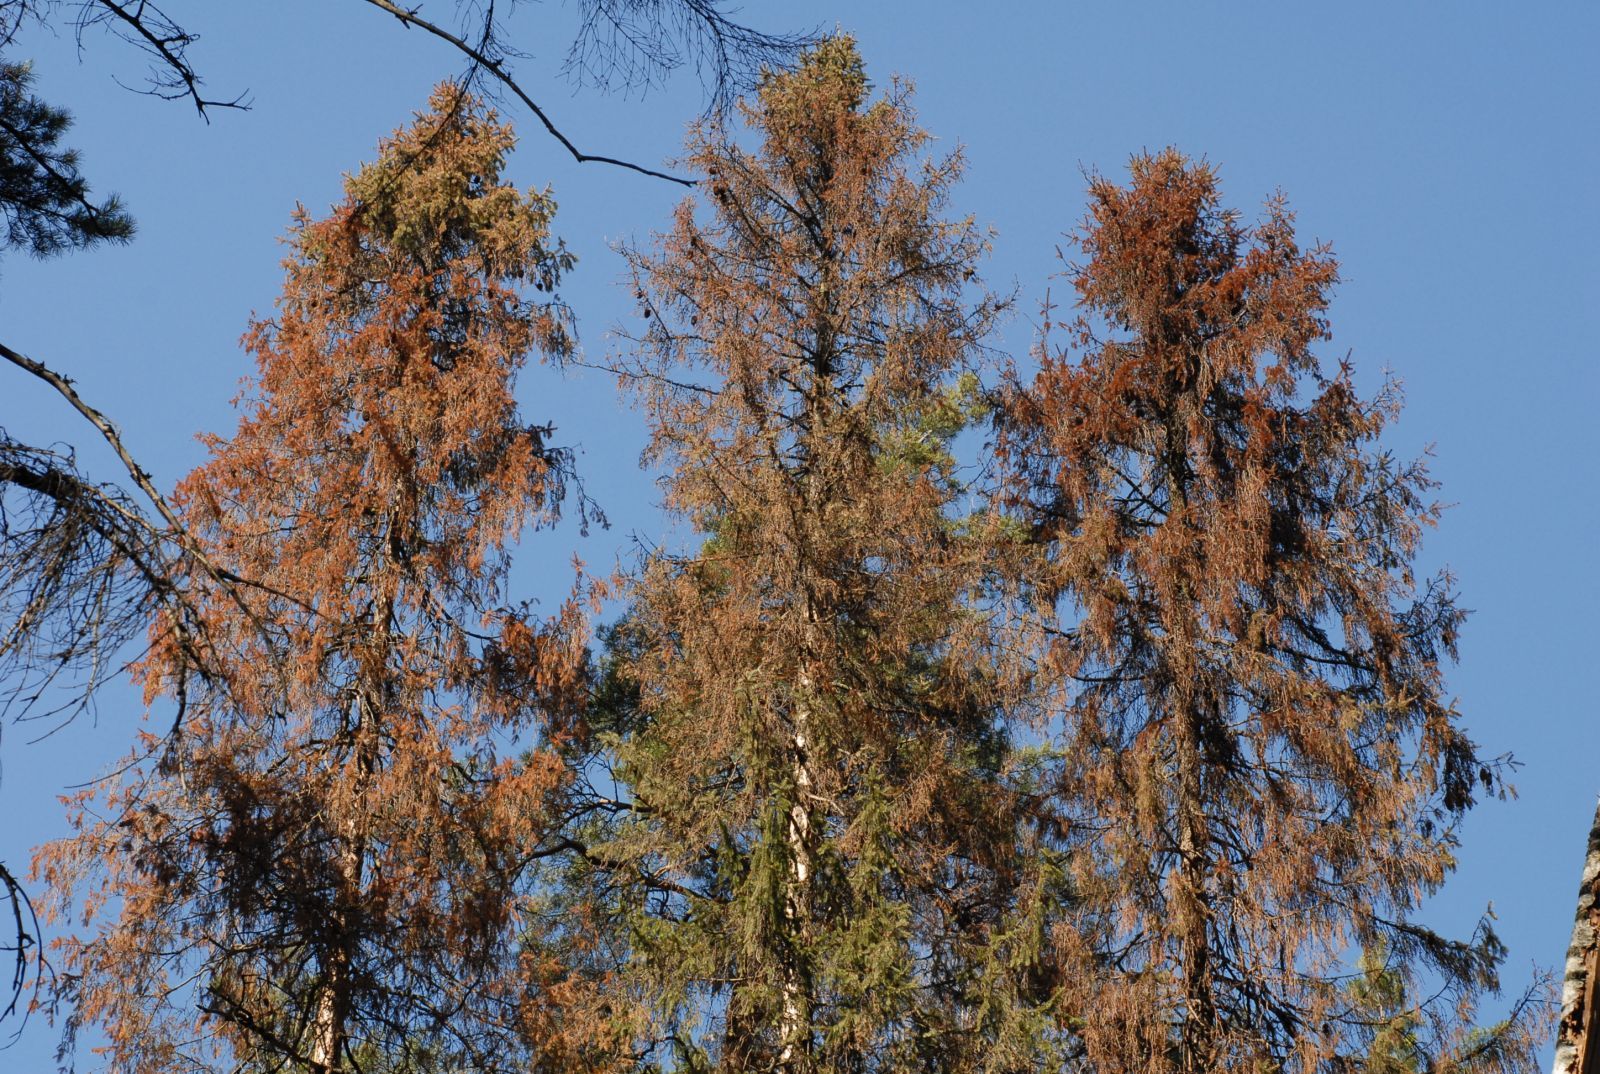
[572,34,1059,1073]
[758,35,869,118]
[876,369,989,483]
[1350,945,1426,1074]
[0,60,133,258]
[342,84,571,289]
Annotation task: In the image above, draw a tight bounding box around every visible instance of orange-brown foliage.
[33,85,592,1074]
[573,37,1057,1074]
[999,149,1548,1074]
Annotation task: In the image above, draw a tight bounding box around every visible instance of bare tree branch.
[6,1,812,183]
[0,858,43,1042]
[560,0,816,114]
[0,439,166,724]
[74,0,250,118]
[362,0,698,184]
[0,341,261,627]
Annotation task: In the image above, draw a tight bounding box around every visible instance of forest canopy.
[0,17,1574,1074]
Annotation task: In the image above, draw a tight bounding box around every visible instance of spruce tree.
[35,85,589,1074]
[998,149,1548,1074]
[575,37,1055,1074]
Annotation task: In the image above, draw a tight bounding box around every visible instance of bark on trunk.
[1554,798,1600,1074]
[777,262,836,1072]
[778,602,817,1073]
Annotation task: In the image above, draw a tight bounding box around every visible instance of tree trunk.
[778,598,818,1073]
[1174,703,1215,1074]
[308,693,373,1074]
[309,567,391,1074]
[1166,433,1214,1074]
[1554,798,1600,1074]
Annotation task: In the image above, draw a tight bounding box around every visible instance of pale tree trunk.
[308,976,345,1074]
[776,276,836,1072]
[778,600,818,1073]
[1554,798,1600,1074]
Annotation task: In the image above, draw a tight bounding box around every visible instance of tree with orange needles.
[574,37,1066,1074]
[999,149,1550,1074]
[34,85,593,1074]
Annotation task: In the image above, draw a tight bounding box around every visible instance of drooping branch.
[1,859,42,1036]
[1,342,182,534]
[0,341,261,630]
[562,0,817,114]
[0,437,171,723]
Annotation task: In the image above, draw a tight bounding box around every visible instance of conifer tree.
[0,58,132,260]
[998,149,1548,1074]
[34,85,590,1074]
[577,37,1057,1073]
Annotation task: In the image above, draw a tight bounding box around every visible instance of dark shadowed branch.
[361,0,812,184]
[0,342,267,638]
[0,434,169,726]
[1,858,43,1041]
[3,0,811,181]
[74,0,251,117]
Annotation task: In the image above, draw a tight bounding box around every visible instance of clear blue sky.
[2,1,1595,1066]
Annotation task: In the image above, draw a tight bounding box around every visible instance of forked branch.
[361,0,696,184]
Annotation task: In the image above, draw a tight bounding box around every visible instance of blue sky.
[1,0,1595,1066]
